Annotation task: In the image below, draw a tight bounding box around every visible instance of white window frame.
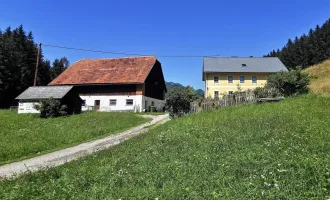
[109,99,117,106]
[214,91,219,98]
[228,91,233,95]
[214,76,219,84]
[126,99,134,106]
[82,100,86,107]
[228,76,233,84]
[240,75,245,83]
[252,76,257,84]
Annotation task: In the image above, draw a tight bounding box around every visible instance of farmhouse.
[49,56,167,112]
[16,86,82,114]
[203,57,287,98]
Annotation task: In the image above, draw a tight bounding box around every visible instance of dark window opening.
[126,99,133,106]
[110,99,117,106]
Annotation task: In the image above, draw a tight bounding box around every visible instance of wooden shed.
[15,86,82,114]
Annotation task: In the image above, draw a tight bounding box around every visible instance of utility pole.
[33,43,41,87]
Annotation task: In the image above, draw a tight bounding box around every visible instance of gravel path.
[0,114,169,179]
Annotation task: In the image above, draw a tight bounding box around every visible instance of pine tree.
[51,57,70,80]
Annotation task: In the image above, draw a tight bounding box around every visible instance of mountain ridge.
[165,82,204,96]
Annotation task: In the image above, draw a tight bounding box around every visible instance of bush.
[253,87,282,98]
[165,87,192,117]
[34,98,68,118]
[266,70,310,96]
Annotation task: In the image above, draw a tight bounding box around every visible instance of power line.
[42,43,216,58]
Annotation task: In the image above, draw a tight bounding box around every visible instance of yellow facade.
[204,72,270,98]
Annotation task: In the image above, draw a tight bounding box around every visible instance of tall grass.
[305,59,330,95]
[0,111,149,165]
[1,95,330,199]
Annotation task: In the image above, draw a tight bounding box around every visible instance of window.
[252,76,257,83]
[126,99,133,106]
[241,64,247,67]
[240,76,245,83]
[82,100,86,106]
[214,76,219,84]
[151,101,155,106]
[109,99,117,106]
[228,76,233,83]
[214,91,219,98]
[228,91,233,95]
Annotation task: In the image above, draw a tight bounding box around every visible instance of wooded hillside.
[265,18,330,69]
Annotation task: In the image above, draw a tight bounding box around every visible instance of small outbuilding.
[16,86,82,114]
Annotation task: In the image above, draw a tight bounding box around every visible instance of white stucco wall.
[143,96,165,112]
[18,102,40,114]
[80,95,142,112]
[17,95,166,114]
[80,95,165,112]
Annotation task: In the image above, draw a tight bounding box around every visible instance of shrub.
[34,98,68,118]
[165,87,192,117]
[266,70,310,96]
[253,87,282,98]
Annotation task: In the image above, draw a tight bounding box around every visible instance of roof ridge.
[204,56,279,58]
[82,56,156,61]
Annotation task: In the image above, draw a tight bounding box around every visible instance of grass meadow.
[0,111,149,165]
[1,95,330,199]
[305,59,330,96]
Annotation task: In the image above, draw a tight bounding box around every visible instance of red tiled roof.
[49,56,157,85]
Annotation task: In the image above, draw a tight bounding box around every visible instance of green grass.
[0,111,149,165]
[1,95,330,199]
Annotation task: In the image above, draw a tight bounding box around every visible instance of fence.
[190,92,258,113]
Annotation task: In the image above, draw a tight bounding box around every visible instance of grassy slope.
[305,59,330,96]
[0,111,149,165]
[1,95,330,199]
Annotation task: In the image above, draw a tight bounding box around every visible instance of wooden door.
[94,100,100,111]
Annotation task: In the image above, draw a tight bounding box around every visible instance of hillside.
[2,95,330,199]
[305,59,330,96]
[166,82,204,96]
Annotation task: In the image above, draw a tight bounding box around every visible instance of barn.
[48,56,167,112]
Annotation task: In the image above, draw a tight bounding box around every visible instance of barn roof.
[16,86,74,100]
[203,57,288,73]
[49,56,158,85]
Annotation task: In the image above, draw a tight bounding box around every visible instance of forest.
[265,18,330,69]
[0,25,68,108]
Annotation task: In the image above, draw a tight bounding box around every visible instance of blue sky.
[1,0,329,89]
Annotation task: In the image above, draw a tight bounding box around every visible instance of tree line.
[0,25,69,108]
[265,18,330,69]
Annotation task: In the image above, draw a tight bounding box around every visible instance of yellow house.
[203,57,287,98]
